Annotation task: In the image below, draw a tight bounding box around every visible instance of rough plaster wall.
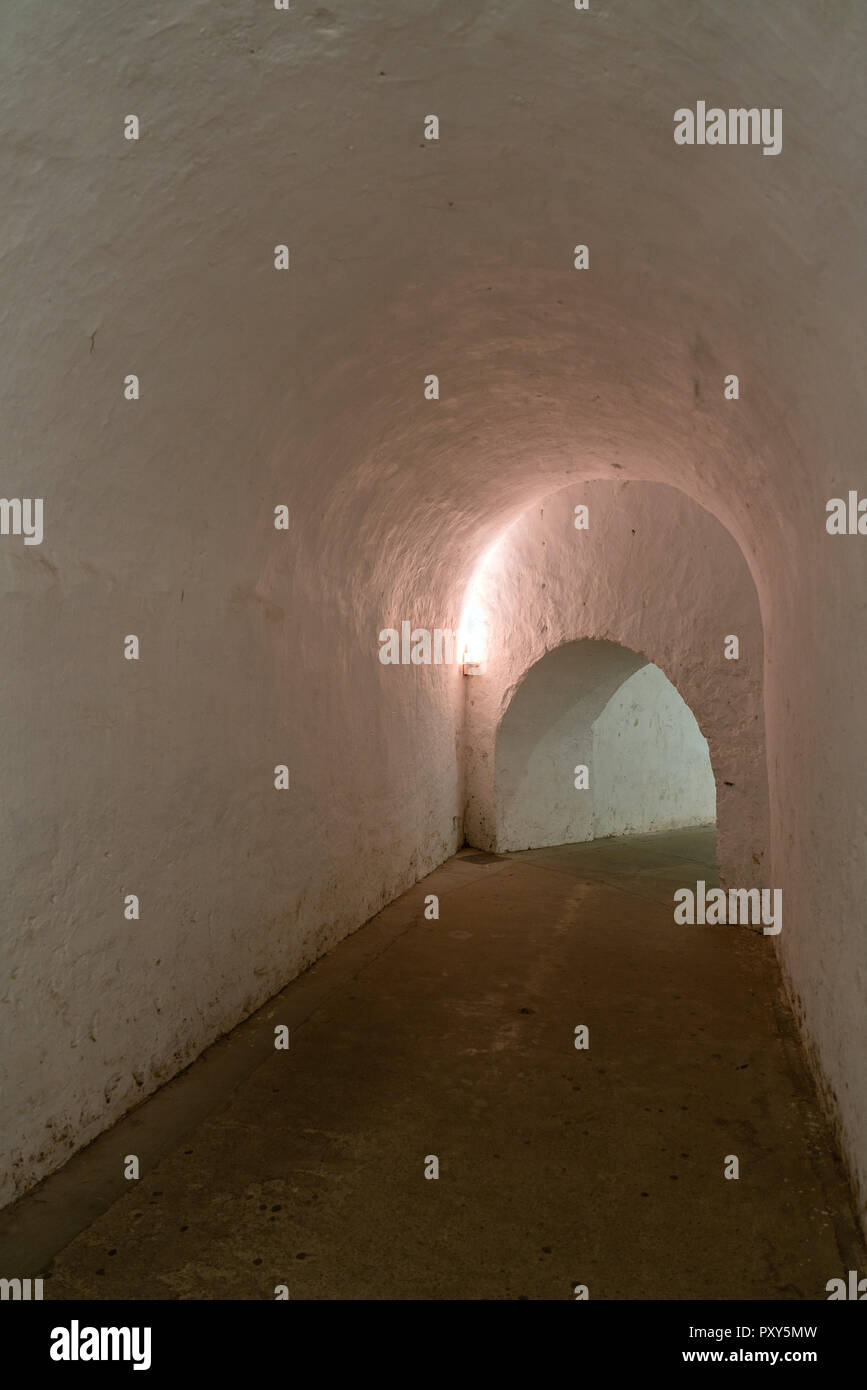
[466,482,767,883]
[0,554,463,1210]
[495,639,644,851]
[1,0,865,1235]
[592,663,716,839]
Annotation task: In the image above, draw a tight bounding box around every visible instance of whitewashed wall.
[464,482,767,884]
[592,662,716,839]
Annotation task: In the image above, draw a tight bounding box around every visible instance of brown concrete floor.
[3,827,864,1300]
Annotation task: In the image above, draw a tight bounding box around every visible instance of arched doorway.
[461,481,768,891]
[493,639,715,853]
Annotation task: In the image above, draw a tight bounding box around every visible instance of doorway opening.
[493,639,716,854]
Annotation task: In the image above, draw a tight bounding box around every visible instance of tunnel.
[463,481,767,887]
[491,640,716,853]
[0,0,865,1312]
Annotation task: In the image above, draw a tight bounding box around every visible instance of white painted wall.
[592,663,716,839]
[466,482,768,883]
[495,639,644,851]
[1,0,866,1241]
[491,632,718,854]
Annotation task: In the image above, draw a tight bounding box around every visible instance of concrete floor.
[3,827,863,1300]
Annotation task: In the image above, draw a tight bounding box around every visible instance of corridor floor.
[4,827,864,1300]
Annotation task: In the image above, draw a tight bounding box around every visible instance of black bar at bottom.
[3,1299,862,1375]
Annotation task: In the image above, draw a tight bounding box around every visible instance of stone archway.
[462,481,768,890]
[492,639,716,853]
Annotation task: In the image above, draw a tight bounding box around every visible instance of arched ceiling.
[2,0,862,625]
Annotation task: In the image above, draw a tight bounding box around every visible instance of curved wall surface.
[494,639,645,852]
[464,482,767,882]
[592,662,716,840]
[491,643,717,853]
